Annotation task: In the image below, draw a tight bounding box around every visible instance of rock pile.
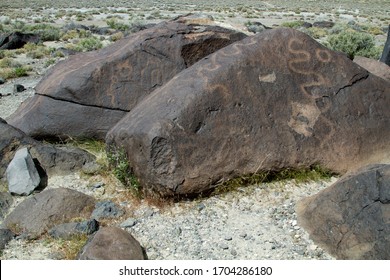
[1,16,389,260]
[106,28,390,196]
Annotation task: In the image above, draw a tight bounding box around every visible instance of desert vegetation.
[1,0,388,81]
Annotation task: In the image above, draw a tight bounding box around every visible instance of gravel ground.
[1,172,337,260]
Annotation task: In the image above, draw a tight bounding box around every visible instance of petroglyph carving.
[259,72,276,83]
[287,38,335,142]
[288,102,321,137]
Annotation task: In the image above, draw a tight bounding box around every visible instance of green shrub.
[24,24,62,41]
[107,147,140,194]
[106,18,130,31]
[0,66,30,79]
[69,37,103,52]
[305,27,329,39]
[14,66,28,77]
[281,21,304,29]
[327,30,382,59]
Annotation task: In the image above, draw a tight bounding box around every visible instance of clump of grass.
[67,37,103,52]
[305,27,328,39]
[106,18,130,31]
[47,234,89,260]
[110,32,124,42]
[281,20,305,29]
[13,66,29,77]
[212,165,335,195]
[0,65,30,79]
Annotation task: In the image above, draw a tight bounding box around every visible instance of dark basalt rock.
[106,28,390,197]
[8,17,247,140]
[297,164,390,259]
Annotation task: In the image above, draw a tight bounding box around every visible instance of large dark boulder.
[3,188,95,236]
[297,164,390,259]
[8,18,247,140]
[106,28,390,197]
[78,227,146,260]
[0,31,40,50]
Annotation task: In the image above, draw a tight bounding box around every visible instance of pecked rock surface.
[296,164,390,259]
[106,28,390,197]
[8,17,247,140]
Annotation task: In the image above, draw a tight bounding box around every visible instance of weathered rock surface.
[4,188,95,236]
[296,164,390,259]
[48,219,99,239]
[78,227,146,260]
[106,28,390,196]
[0,31,40,50]
[354,56,390,81]
[0,192,13,221]
[6,147,46,196]
[29,144,95,176]
[0,118,36,177]
[8,17,247,140]
[0,228,15,252]
[0,118,95,177]
[91,201,124,220]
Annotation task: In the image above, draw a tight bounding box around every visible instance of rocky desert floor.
[0,0,389,260]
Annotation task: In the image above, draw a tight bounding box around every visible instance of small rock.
[239,232,247,238]
[6,147,45,196]
[230,249,237,256]
[120,218,137,228]
[13,84,25,93]
[219,243,229,250]
[308,244,318,251]
[0,77,5,85]
[82,162,101,174]
[224,236,233,241]
[49,219,99,239]
[197,203,206,211]
[90,182,104,189]
[91,201,124,220]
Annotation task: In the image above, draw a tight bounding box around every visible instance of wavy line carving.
[287,38,335,145]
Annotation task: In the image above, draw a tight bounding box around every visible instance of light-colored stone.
[6,148,42,196]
